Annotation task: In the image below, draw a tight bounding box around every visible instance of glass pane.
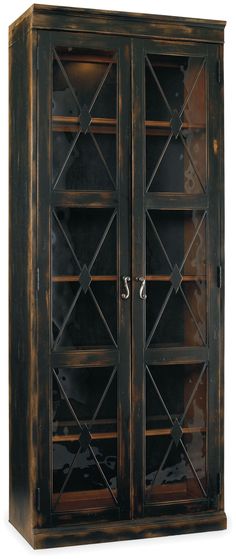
[52,282,117,348]
[146,210,207,347]
[145,54,206,193]
[52,47,117,190]
[146,363,207,502]
[52,208,117,349]
[52,132,116,190]
[52,366,117,512]
[53,47,116,118]
[52,208,116,275]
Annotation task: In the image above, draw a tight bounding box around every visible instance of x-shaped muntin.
[146,209,207,347]
[53,48,116,191]
[52,365,118,511]
[52,208,117,349]
[146,362,207,499]
[145,55,206,193]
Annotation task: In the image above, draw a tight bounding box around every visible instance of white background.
[1,0,235,556]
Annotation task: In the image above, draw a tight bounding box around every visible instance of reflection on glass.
[145,54,206,193]
[52,282,117,348]
[52,132,116,190]
[52,47,117,191]
[146,434,206,501]
[52,367,117,512]
[53,368,117,436]
[52,208,116,276]
[53,49,116,118]
[50,47,119,515]
[146,281,206,347]
[146,364,207,502]
[146,210,206,347]
[53,440,117,493]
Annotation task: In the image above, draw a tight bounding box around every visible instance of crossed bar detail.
[145,55,206,193]
[52,209,117,349]
[146,363,207,498]
[52,366,118,511]
[146,210,207,347]
[53,48,116,191]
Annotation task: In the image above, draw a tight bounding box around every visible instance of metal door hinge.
[217,472,222,495]
[217,58,221,84]
[217,265,222,288]
[37,267,40,292]
[36,487,41,513]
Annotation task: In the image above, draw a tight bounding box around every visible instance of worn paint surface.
[9,4,226,550]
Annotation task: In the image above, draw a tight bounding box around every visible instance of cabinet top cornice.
[9,3,226,44]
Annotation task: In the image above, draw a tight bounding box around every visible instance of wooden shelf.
[52,488,117,513]
[52,117,205,136]
[53,432,117,442]
[53,116,116,125]
[53,274,206,283]
[145,120,205,137]
[52,275,117,282]
[146,275,206,282]
[147,482,187,499]
[145,120,205,129]
[145,479,204,502]
[53,425,205,443]
[52,116,116,134]
[146,426,206,437]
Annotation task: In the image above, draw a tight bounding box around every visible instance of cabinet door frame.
[36,29,132,527]
[131,38,224,518]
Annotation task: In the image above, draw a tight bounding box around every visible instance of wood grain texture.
[9,18,37,545]
[9,4,226,550]
[9,5,226,44]
[32,511,226,549]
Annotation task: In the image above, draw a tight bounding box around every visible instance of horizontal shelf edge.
[144,497,209,509]
[145,120,205,129]
[53,124,116,134]
[146,426,206,437]
[53,432,117,442]
[53,426,206,443]
[51,488,117,513]
[52,116,117,134]
[52,275,117,282]
[52,116,116,124]
[146,275,206,282]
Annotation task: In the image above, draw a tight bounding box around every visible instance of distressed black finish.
[9,4,226,549]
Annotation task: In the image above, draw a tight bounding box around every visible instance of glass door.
[37,32,131,523]
[132,40,220,517]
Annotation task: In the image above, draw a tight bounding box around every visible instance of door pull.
[121,276,130,299]
[136,277,147,300]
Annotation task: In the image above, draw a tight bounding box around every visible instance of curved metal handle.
[121,276,130,299]
[136,276,147,300]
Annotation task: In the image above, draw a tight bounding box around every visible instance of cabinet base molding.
[12,511,226,549]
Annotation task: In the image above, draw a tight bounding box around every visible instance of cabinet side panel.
[219,42,225,513]
[9,20,36,547]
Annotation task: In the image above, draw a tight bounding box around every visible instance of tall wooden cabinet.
[9,4,226,549]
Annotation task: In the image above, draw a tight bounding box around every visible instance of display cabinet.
[9,4,226,549]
